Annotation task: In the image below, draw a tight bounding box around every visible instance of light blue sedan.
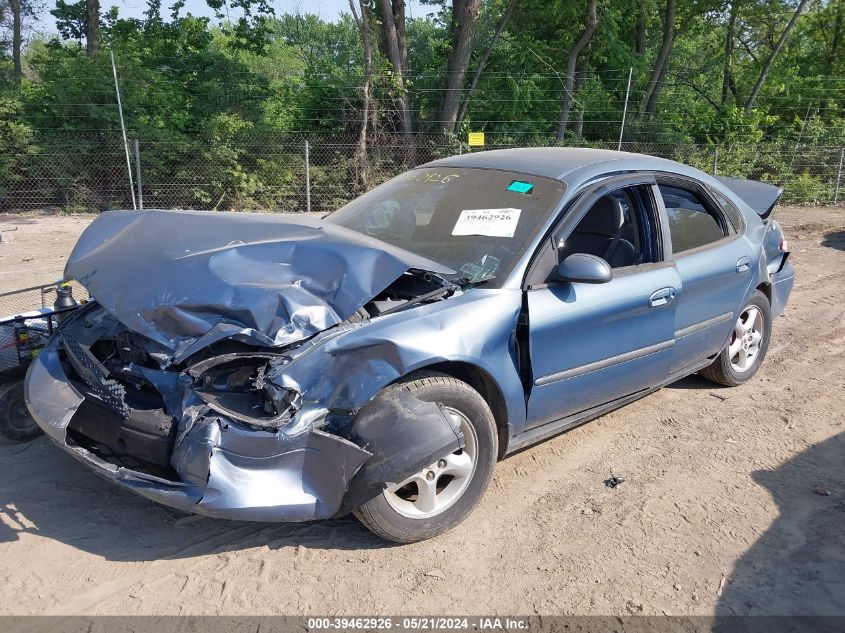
[25,148,794,542]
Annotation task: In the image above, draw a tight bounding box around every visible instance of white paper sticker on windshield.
[451,208,521,238]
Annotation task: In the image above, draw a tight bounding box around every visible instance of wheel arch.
[756,280,772,304]
[414,360,511,459]
[726,280,771,350]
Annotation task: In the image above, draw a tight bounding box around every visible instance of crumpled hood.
[65,209,453,357]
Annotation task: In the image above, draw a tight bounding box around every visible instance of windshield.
[325,167,565,285]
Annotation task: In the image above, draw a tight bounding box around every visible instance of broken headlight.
[191,356,300,429]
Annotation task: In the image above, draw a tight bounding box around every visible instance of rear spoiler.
[715,176,782,219]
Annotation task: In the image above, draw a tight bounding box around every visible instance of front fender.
[269,289,527,438]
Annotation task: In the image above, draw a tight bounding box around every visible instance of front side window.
[659,184,727,254]
[326,168,565,284]
[557,186,659,269]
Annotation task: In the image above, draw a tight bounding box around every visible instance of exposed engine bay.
[56,269,455,480]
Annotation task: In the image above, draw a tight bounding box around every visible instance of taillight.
[780,237,788,252]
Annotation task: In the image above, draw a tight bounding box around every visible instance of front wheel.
[700,290,772,387]
[354,371,498,544]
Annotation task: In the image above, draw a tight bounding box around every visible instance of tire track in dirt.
[35,524,274,617]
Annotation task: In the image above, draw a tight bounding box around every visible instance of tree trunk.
[744,0,810,114]
[645,55,671,115]
[86,0,99,56]
[350,0,373,191]
[379,0,412,136]
[635,0,646,55]
[572,67,588,141]
[393,0,408,75]
[10,0,22,84]
[440,0,483,135]
[557,0,598,141]
[826,0,842,77]
[456,0,516,131]
[721,2,739,105]
[640,0,675,116]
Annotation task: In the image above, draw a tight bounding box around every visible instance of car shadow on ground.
[0,436,391,560]
[664,374,719,391]
[822,231,845,251]
[716,432,845,616]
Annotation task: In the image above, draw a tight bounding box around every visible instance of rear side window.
[711,189,746,233]
[659,184,727,254]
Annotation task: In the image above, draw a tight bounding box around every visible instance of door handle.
[736,256,751,273]
[649,287,676,308]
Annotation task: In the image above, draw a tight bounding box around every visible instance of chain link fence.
[0,280,89,318]
[2,132,844,214]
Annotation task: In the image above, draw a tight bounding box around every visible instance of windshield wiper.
[376,269,461,316]
[453,275,496,288]
[378,284,457,316]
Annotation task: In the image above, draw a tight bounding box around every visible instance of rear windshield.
[325,167,565,284]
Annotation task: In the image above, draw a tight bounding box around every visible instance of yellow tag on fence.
[468,132,485,147]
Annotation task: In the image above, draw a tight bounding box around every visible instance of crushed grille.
[62,332,130,419]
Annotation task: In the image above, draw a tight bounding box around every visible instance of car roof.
[421,147,691,183]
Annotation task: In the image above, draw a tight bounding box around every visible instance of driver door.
[524,176,681,429]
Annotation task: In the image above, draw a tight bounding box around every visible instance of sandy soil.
[0,206,842,616]
[0,214,93,293]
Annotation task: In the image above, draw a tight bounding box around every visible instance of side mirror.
[556,253,613,284]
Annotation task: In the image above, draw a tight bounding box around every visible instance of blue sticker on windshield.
[507,181,534,194]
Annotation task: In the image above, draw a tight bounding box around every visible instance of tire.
[0,381,43,442]
[354,371,498,544]
[700,290,772,387]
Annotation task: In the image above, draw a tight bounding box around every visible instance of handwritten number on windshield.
[407,172,460,184]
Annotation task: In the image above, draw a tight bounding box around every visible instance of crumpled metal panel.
[23,333,373,521]
[202,430,370,521]
[23,345,84,444]
[64,210,453,356]
[260,288,528,512]
[168,414,371,521]
[269,288,527,443]
[338,386,465,514]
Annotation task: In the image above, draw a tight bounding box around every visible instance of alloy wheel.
[383,406,478,519]
[729,306,764,373]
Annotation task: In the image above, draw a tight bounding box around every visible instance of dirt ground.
[0,206,842,616]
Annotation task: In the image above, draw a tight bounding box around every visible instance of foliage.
[0,89,34,198]
[0,0,844,211]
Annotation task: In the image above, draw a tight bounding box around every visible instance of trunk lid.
[715,175,782,219]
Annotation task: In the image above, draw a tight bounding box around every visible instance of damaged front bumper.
[25,338,371,522]
[25,308,467,522]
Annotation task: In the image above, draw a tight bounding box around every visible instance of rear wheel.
[354,371,497,544]
[700,290,772,387]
